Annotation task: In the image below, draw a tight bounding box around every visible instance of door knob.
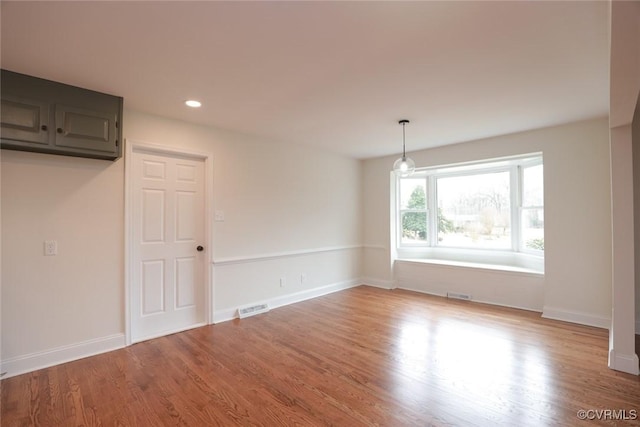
[197,245,204,252]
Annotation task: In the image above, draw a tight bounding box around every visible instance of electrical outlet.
[300,273,307,284]
[44,240,57,256]
[280,277,286,287]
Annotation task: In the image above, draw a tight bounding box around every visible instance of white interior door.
[130,149,206,342]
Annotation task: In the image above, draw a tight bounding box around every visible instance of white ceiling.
[1,1,610,159]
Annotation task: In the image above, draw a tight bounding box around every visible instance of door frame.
[124,139,214,346]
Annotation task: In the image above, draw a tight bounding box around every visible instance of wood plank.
[2,286,640,426]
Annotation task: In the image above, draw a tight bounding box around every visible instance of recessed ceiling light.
[185,100,202,108]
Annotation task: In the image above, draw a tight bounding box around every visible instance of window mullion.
[427,175,437,247]
[396,177,402,249]
[512,165,521,252]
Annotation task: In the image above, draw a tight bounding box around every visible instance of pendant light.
[393,119,415,177]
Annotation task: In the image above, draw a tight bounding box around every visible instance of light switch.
[214,210,225,222]
[44,240,57,256]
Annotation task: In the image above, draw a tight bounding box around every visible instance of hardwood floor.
[2,286,640,426]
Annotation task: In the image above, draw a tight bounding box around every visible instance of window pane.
[522,208,544,251]
[523,164,543,206]
[401,211,427,244]
[437,172,511,249]
[400,179,426,210]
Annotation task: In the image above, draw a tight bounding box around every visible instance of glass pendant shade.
[393,119,415,177]
[393,156,415,177]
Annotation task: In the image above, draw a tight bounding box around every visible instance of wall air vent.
[238,303,270,319]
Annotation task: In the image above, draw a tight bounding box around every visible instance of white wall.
[362,118,612,326]
[1,109,363,377]
[1,151,125,372]
[124,110,363,318]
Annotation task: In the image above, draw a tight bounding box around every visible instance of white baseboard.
[213,307,238,324]
[213,279,361,324]
[360,277,394,290]
[465,296,543,313]
[397,285,542,313]
[1,333,126,379]
[542,306,611,329]
[608,349,640,375]
[270,278,361,309]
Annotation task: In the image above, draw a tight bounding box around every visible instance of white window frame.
[519,158,544,256]
[395,154,543,259]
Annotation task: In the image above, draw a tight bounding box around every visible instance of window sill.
[395,247,544,275]
[396,257,544,276]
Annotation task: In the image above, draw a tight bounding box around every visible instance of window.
[397,154,543,256]
[399,179,428,244]
[521,163,544,253]
[437,170,511,250]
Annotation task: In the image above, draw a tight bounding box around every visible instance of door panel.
[142,260,165,315]
[143,159,166,180]
[176,191,196,241]
[142,189,165,242]
[176,257,196,308]
[176,163,196,182]
[131,150,206,342]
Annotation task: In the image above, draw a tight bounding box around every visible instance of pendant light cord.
[394,119,413,177]
[402,122,406,160]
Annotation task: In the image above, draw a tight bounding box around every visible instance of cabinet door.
[54,104,118,155]
[0,95,49,145]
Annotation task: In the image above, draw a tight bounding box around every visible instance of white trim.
[213,245,362,266]
[361,278,394,289]
[542,306,611,329]
[204,151,215,324]
[363,244,387,251]
[124,140,132,345]
[511,164,520,251]
[398,286,542,313]
[409,153,544,177]
[1,334,125,379]
[469,297,542,313]
[124,139,214,345]
[427,173,437,247]
[213,279,361,323]
[608,349,640,375]
[212,307,238,324]
[270,279,359,310]
[128,141,211,160]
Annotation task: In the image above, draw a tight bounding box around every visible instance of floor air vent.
[238,303,270,319]
[446,292,472,301]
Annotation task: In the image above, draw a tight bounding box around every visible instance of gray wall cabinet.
[1,70,123,160]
